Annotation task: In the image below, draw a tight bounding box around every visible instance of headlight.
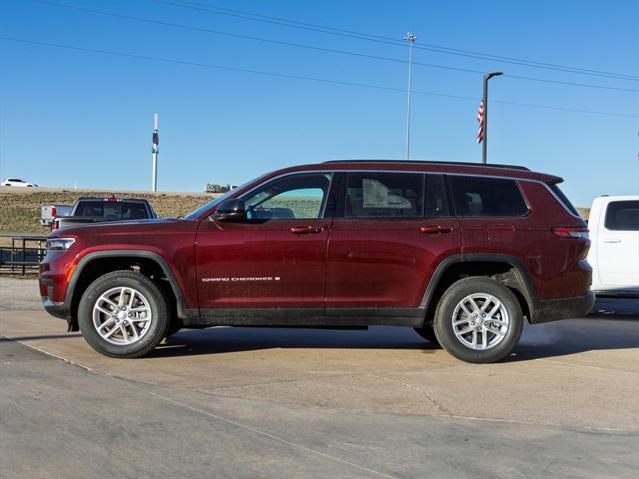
[47,238,76,251]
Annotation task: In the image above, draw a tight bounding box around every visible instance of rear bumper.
[531,292,596,324]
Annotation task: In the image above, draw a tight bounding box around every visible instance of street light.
[404,32,417,160]
[482,71,503,164]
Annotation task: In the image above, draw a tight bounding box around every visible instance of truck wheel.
[433,277,523,363]
[414,324,440,346]
[78,271,170,358]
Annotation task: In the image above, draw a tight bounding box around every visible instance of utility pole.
[151,113,159,192]
[404,32,417,161]
[481,72,503,164]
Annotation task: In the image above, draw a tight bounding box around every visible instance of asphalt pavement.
[1,279,638,478]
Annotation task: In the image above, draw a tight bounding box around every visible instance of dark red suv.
[39,160,594,363]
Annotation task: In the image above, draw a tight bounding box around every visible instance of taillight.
[552,226,589,239]
[51,206,57,217]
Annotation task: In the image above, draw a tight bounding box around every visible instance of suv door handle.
[419,226,452,235]
[290,226,323,234]
[603,239,621,244]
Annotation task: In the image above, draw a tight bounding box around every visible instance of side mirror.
[211,199,246,222]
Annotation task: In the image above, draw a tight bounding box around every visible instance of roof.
[324,159,531,171]
[276,159,563,184]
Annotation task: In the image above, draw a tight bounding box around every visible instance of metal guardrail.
[0,235,47,275]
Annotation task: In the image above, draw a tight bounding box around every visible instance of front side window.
[344,172,424,218]
[242,173,332,220]
[450,176,529,217]
[604,200,639,231]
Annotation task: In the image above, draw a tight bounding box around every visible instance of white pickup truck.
[587,195,639,296]
[40,204,73,226]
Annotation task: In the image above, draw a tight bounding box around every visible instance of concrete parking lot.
[1,278,638,478]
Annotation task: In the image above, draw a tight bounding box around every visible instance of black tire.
[78,271,170,358]
[414,323,440,346]
[433,277,523,363]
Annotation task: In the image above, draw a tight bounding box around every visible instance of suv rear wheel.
[433,277,523,363]
[78,271,170,358]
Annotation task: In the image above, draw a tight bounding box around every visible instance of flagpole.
[152,113,158,192]
[481,72,503,164]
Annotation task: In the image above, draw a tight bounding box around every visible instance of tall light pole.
[151,113,159,192]
[404,32,417,160]
[481,71,503,164]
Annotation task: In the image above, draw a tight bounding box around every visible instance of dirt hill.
[0,186,590,236]
[0,187,221,235]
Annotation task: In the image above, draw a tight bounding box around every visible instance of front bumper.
[39,251,74,321]
[531,291,596,324]
[43,299,69,319]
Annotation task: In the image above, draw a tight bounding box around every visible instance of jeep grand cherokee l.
[39,160,594,363]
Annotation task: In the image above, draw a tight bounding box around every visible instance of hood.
[47,218,189,239]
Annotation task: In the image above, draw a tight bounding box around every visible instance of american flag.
[477,100,484,143]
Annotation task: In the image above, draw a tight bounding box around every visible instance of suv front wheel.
[433,277,523,363]
[78,271,170,358]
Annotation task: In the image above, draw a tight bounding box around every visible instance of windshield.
[183,173,269,220]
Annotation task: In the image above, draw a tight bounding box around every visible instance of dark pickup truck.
[52,197,157,230]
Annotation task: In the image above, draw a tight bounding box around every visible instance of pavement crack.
[367,373,453,415]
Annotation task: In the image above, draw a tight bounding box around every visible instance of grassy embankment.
[0,188,219,238]
[0,187,590,237]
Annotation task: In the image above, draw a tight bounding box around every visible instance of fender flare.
[66,250,190,320]
[420,253,539,322]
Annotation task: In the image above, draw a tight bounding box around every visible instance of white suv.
[1,178,37,187]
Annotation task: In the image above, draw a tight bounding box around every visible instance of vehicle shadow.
[505,319,639,362]
[152,326,440,358]
[149,317,639,362]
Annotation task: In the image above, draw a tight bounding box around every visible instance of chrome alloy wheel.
[451,293,510,350]
[92,287,153,346]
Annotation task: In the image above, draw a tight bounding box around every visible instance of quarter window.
[604,200,639,231]
[344,172,424,218]
[450,176,529,217]
[242,173,332,220]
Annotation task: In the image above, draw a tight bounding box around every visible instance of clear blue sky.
[1,0,638,207]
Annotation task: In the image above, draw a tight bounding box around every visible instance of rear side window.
[344,172,424,218]
[450,176,529,217]
[604,200,639,231]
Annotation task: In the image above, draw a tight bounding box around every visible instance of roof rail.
[323,159,530,171]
